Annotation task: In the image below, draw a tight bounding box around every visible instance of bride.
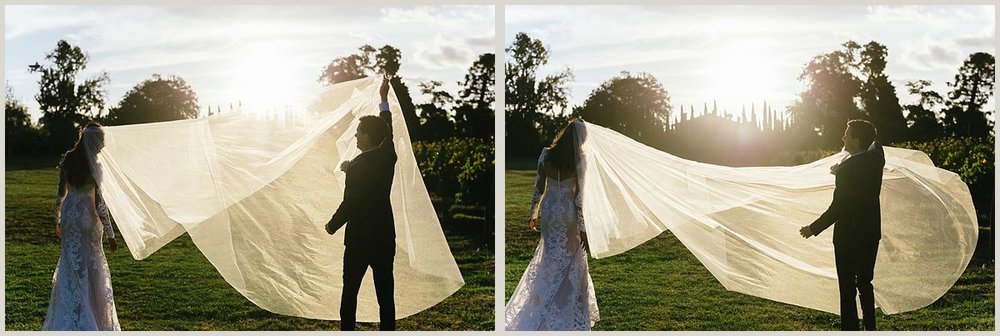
[42,123,121,331]
[505,118,599,331]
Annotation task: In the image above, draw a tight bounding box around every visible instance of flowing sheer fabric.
[575,121,977,315]
[87,77,463,321]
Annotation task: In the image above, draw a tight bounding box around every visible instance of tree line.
[505,32,995,160]
[5,40,495,157]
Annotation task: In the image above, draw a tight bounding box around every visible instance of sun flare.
[706,40,783,116]
[229,43,304,113]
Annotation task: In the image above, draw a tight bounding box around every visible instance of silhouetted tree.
[317,54,369,84]
[860,41,907,143]
[454,53,495,138]
[943,52,994,138]
[318,44,421,139]
[5,84,31,134]
[5,84,44,156]
[374,45,402,77]
[505,32,573,157]
[575,71,671,145]
[28,40,109,153]
[416,81,455,140]
[903,80,945,141]
[106,74,199,125]
[790,41,866,148]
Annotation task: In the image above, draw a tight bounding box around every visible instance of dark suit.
[808,142,884,331]
[328,108,397,331]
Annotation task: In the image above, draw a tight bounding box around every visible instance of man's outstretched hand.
[799,226,813,238]
[379,77,390,103]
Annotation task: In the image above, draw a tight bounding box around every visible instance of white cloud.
[866,5,993,30]
[464,35,494,49]
[380,5,492,30]
[955,31,995,49]
[866,5,935,22]
[5,6,101,40]
[413,34,479,71]
[900,34,965,72]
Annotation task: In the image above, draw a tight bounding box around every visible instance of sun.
[229,43,304,113]
[706,40,782,115]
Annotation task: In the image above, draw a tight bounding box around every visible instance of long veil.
[574,120,977,315]
[85,77,464,321]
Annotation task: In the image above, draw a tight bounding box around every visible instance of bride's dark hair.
[545,118,581,175]
[58,123,102,189]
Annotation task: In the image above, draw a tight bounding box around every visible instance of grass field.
[5,160,493,331]
[505,169,994,331]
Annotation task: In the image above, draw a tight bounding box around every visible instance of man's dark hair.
[358,115,389,145]
[846,119,877,148]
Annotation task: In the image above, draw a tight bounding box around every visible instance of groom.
[799,119,884,331]
[326,77,397,331]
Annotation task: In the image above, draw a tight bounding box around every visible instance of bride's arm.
[528,150,547,225]
[93,187,118,252]
[95,186,116,239]
[54,168,66,238]
[575,182,589,253]
[87,189,100,224]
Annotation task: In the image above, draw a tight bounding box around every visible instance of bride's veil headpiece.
[82,125,106,185]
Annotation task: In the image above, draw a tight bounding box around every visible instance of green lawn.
[5,161,493,331]
[505,169,994,331]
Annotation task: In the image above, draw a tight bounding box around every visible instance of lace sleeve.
[573,120,586,233]
[55,168,66,223]
[575,185,585,232]
[528,149,548,220]
[95,186,115,239]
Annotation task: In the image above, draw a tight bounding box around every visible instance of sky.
[4,5,494,122]
[506,5,995,123]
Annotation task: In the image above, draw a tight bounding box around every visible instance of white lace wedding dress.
[505,148,600,331]
[42,177,120,331]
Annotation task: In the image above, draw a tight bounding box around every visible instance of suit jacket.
[329,109,397,253]
[809,142,885,247]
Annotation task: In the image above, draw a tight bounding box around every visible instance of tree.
[416,81,455,140]
[575,71,671,145]
[5,84,44,156]
[28,40,110,153]
[859,41,908,143]
[454,53,495,138]
[5,84,31,135]
[789,41,865,148]
[505,32,573,157]
[903,80,945,141]
[318,44,420,139]
[943,52,994,138]
[317,54,369,84]
[374,45,402,77]
[106,74,199,125]
[318,44,402,85]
